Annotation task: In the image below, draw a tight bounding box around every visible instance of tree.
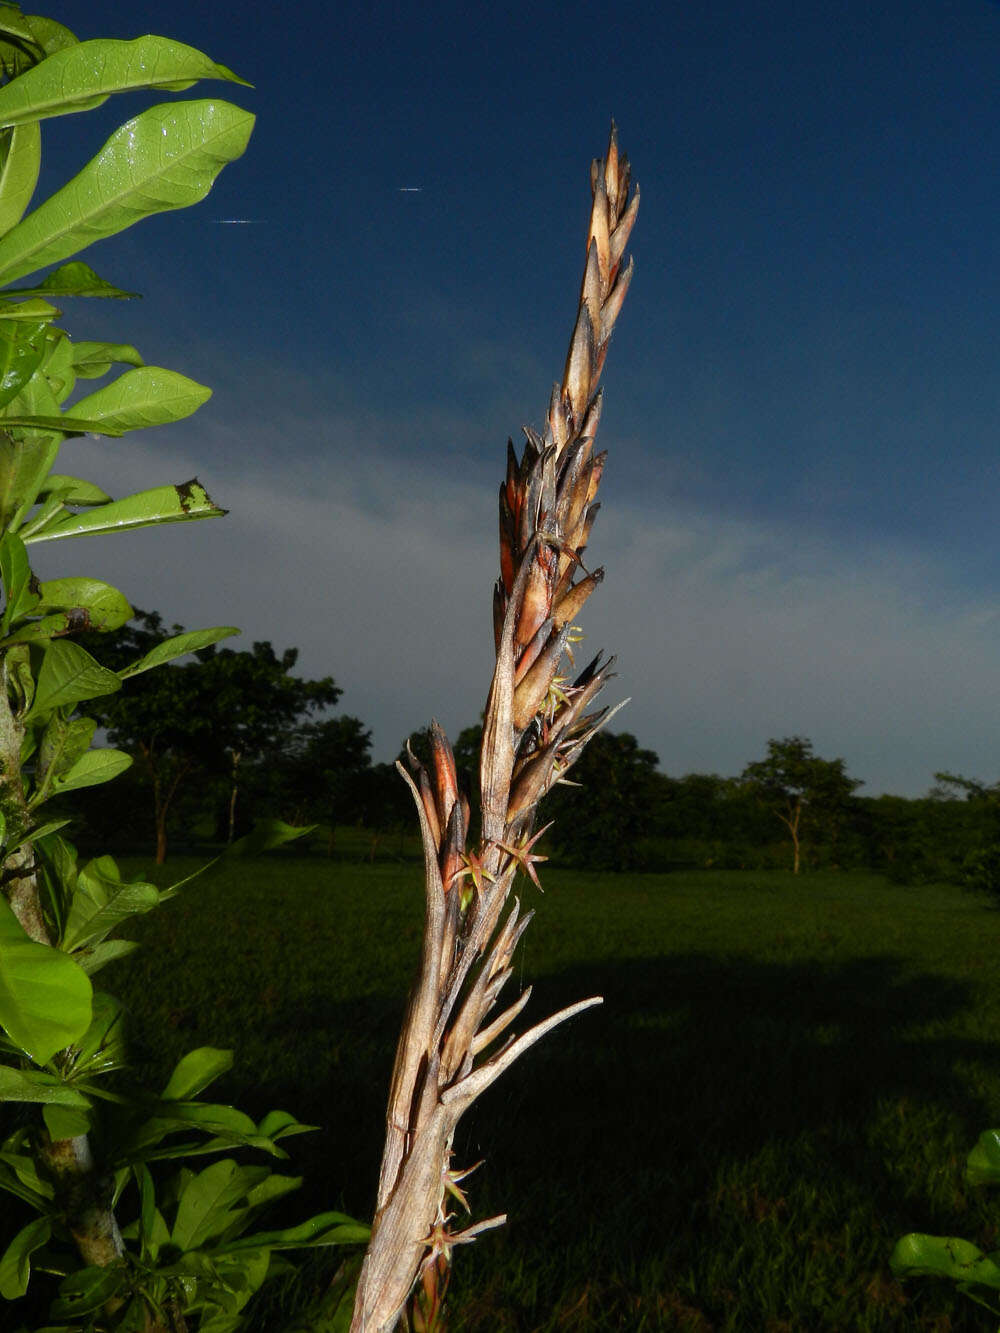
[544,730,661,870]
[88,611,341,861]
[281,714,372,852]
[741,736,862,873]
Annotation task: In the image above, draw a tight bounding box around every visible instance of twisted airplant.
[350,123,638,1333]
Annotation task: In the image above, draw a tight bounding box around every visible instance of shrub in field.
[350,127,638,1331]
[0,11,365,1331]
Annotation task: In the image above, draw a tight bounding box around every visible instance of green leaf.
[0,1216,51,1299]
[0,1064,90,1104]
[0,1147,54,1201]
[62,855,159,951]
[119,624,240,678]
[228,819,315,858]
[0,428,58,529]
[171,1159,263,1253]
[0,316,46,407]
[0,122,40,237]
[0,529,37,632]
[256,1109,319,1143]
[70,366,211,432]
[51,747,132,796]
[0,36,250,129]
[220,1211,371,1253]
[37,576,132,630]
[51,1263,128,1319]
[162,1047,234,1101]
[0,99,255,285]
[36,473,111,504]
[0,895,92,1062]
[37,713,97,787]
[71,990,125,1068]
[21,14,77,58]
[42,1101,90,1140]
[0,410,124,435]
[70,340,144,377]
[891,1233,1000,1289]
[0,296,60,319]
[25,478,227,543]
[4,817,71,858]
[967,1129,1000,1188]
[6,259,139,299]
[73,937,138,976]
[26,639,120,718]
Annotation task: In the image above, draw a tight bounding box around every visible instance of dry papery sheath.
[350,123,638,1333]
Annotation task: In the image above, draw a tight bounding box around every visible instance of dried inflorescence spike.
[351,125,637,1333]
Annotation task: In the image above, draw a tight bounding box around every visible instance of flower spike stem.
[349,124,638,1332]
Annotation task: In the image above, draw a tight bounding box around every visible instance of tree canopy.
[87,610,341,860]
[741,736,862,873]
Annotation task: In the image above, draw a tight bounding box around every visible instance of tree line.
[65,610,1000,891]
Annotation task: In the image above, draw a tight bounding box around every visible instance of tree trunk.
[227,749,241,843]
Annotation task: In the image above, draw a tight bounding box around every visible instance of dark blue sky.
[28,0,1000,793]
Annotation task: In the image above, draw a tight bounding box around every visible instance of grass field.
[105,851,1000,1331]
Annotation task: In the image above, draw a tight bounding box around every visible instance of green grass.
[106,855,1000,1331]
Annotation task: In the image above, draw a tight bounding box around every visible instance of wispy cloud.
[34,419,1000,797]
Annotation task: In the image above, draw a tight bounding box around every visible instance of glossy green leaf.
[0,423,58,527]
[73,937,138,976]
[199,1248,271,1326]
[0,410,123,435]
[172,1159,264,1253]
[71,366,210,432]
[51,1263,128,1319]
[0,529,37,632]
[256,1109,319,1143]
[70,990,124,1068]
[6,259,139,299]
[37,576,132,629]
[228,819,314,858]
[220,1211,371,1253]
[0,1064,90,1104]
[0,1147,54,1201]
[51,747,132,797]
[38,327,74,402]
[0,895,92,1063]
[42,1102,90,1140]
[62,855,159,951]
[36,473,111,504]
[0,6,45,49]
[1,607,93,644]
[967,1129,1000,1187]
[0,36,249,129]
[0,99,255,285]
[25,478,227,543]
[3,817,71,858]
[162,1047,234,1101]
[0,1216,51,1299]
[0,296,59,319]
[119,624,239,678]
[70,340,144,377]
[0,316,46,407]
[21,14,77,57]
[26,639,120,718]
[891,1233,1000,1289]
[37,714,97,789]
[0,122,40,236]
